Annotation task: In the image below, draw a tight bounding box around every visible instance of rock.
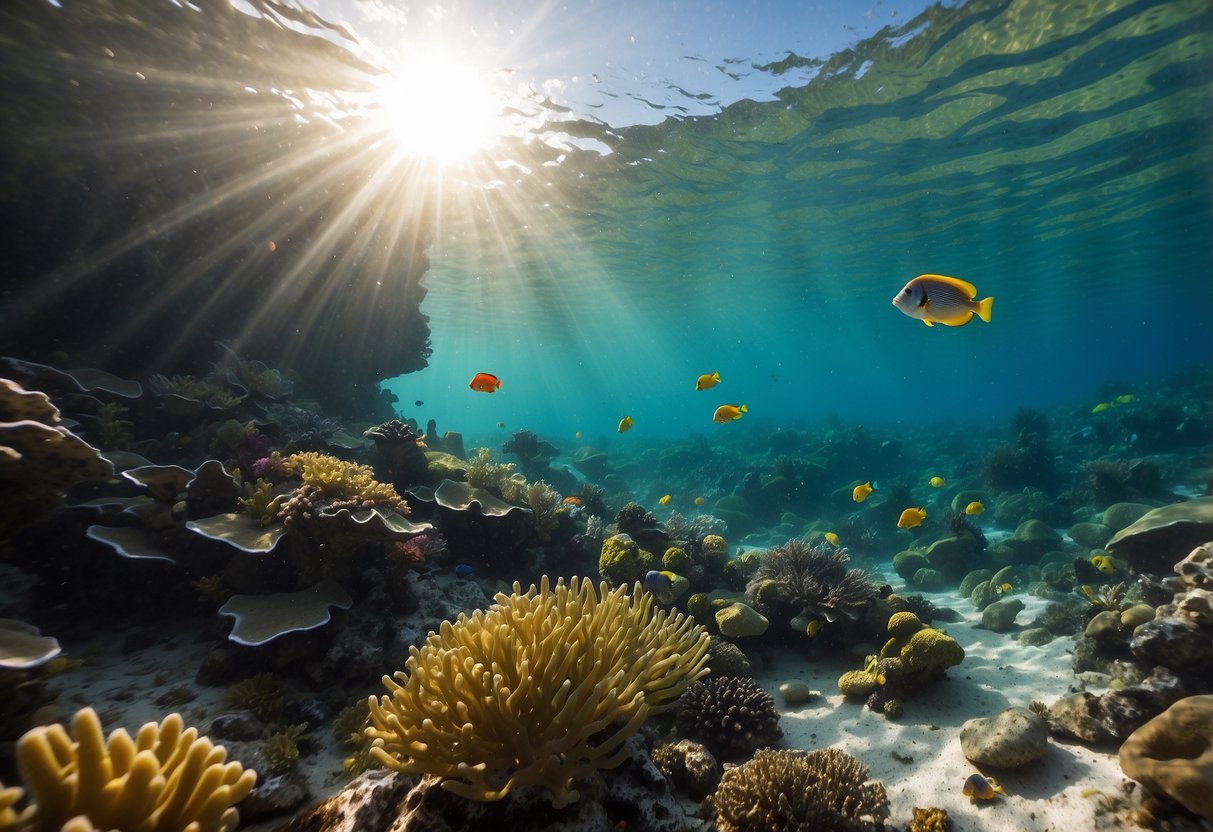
[1016,627,1055,647]
[278,770,416,832]
[893,551,930,582]
[960,706,1049,768]
[1068,522,1112,550]
[1047,692,1115,744]
[911,567,944,591]
[969,579,1002,611]
[1131,615,1211,675]
[715,602,769,638]
[923,534,975,577]
[1000,519,1062,562]
[1120,694,1213,820]
[651,739,720,800]
[1100,667,1187,740]
[1119,604,1155,629]
[1105,497,1213,573]
[208,711,263,741]
[959,569,995,599]
[777,681,815,705]
[980,598,1026,633]
[1101,502,1154,532]
[1084,610,1125,642]
[241,770,311,822]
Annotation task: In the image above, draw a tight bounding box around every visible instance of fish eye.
[902,288,910,294]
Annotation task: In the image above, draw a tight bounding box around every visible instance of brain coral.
[366,575,709,807]
[712,747,889,832]
[7,706,255,832]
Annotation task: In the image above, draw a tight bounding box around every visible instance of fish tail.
[976,296,993,323]
[739,404,748,414]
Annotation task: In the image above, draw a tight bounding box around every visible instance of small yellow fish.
[892,273,993,327]
[962,773,1005,801]
[1114,394,1135,405]
[618,416,634,433]
[929,476,946,488]
[852,481,874,503]
[1092,402,1112,413]
[694,496,706,506]
[658,494,672,506]
[824,532,840,547]
[964,500,984,516]
[713,404,747,423]
[999,582,1012,594]
[1090,554,1117,575]
[806,619,823,638]
[575,431,583,439]
[897,506,927,529]
[696,371,721,391]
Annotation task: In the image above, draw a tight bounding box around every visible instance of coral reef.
[745,539,879,625]
[5,706,256,832]
[674,675,782,761]
[710,748,889,832]
[282,452,407,513]
[522,479,566,542]
[366,575,709,807]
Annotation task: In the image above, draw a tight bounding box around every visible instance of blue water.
[386,0,1213,443]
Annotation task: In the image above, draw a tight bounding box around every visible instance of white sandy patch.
[754,587,1135,831]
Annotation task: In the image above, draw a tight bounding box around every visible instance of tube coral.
[366,575,710,807]
[10,706,255,832]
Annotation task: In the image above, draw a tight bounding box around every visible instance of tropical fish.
[892,274,993,327]
[1114,394,1135,405]
[696,371,721,391]
[454,563,475,579]
[999,582,1013,594]
[824,532,840,547]
[694,496,706,506]
[962,773,1005,800]
[618,415,634,433]
[414,400,424,407]
[713,404,747,423]
[495,421,505,428]
[563,496,583,506]
[575,431,583,439]
[659,494,672,506]
[964,500,984,516]
[468,372,501,393]
[1091,402,1112,413]
[929,476,946,488]
[805,619,824,638]
[643,570,679,603]
[852,481,874,503]
[1090,554,1117,575]
[897,507,927,529]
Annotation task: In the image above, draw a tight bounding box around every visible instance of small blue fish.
[643,570,679,604]
[454,563,475,579]
[415,399,424,407]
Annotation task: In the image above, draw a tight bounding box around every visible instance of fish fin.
[921,273,979,297]
[739,404,748,414]
[923,319,933,326]
[976,296,993,323]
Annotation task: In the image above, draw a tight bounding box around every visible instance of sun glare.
[369,44,502,165]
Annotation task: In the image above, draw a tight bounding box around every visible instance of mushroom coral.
[366,575,710,807]
[3,706,255,832]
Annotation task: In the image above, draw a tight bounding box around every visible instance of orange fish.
[468,372,501,393]
[562,496,583,506]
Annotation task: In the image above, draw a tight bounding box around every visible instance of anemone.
[745,539,879,622]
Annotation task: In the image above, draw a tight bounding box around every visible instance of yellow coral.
[284,452,406,512]
[910,806,951,832]
[238,479,283,527]
[887,611,925,639]
[366,575,710,807]
[12,706,255,832]
[463,448,517,494]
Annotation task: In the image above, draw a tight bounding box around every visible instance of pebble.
[778,681,816,705]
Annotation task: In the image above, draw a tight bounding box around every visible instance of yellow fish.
[929,476,946,488]
[999,582,1013,594]
[694,496,706,506]
[696,371,721,391]
[1091,402,1112,413]
[575,431,583,439]
[618,416,634,433]
[962,773,1005,801]
[805,619,823,638]
[1114,394,1135,405]
[658,494,672,506]
[852,481,874,503]
[892,273,993,327]
[897,506,927,529]
[1090,554,1117,575]
[713,404,747,423]
[824,532,840,547]
[964,500,984,516]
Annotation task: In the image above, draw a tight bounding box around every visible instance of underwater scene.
[1,0,1211,830]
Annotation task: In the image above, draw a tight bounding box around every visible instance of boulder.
[1106,498,1213,573]
[1120,695,1213,820]
[960,706,1049,768]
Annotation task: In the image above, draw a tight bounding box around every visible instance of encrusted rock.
[715,602,769,638]
[208,710,264,741]
[960,706,1049,768]
[979,598,1025,633]
[1099,666,1186,740]
[650,738,720,799]
[1068,522,1113,550]
[1120,694,1213,820]
[1046,692,1115,745]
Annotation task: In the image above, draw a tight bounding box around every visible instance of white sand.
[754,588,1135,831]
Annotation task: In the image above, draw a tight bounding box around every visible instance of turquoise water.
[389,0,1212,441]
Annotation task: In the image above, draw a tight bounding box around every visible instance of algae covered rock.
[959,569,995,599]
[998,519,1062,562]
[980,598,1026,633]
[893,550,930,582]
[1119,694,1213,820]
[1106,497,1213,573]
[715,602,769,638]
[838,669,879,699]
[960,706,1049,768]
[1068,521,1113,550]
[598,533,646,587]
[1101,501,1154,532]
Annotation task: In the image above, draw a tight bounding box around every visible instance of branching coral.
[8,706,255,832]
[523,479,566,542]
[366,575,710,807]
[711,748,889,832]
[283,452,407,513]
[264,724,308,774]
[463,448,518,495]
[745,539,879,623]
[223,672,285,720]
[1080,582,1128,613]
[149,373,242,409]
[675,676,782,761]
[238,478,283,527]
